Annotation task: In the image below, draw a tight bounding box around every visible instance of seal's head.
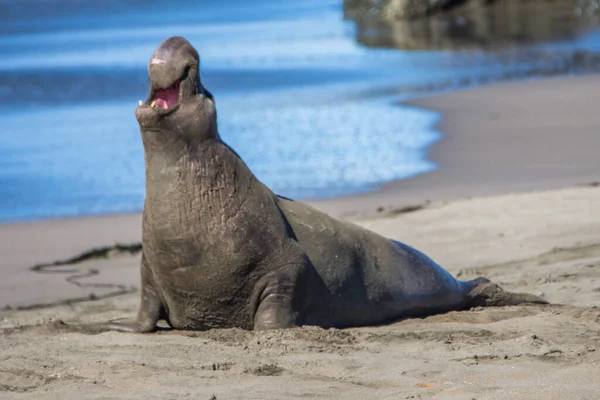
[136,36,217,148]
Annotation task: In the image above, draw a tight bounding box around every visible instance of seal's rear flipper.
[466,281,548,307]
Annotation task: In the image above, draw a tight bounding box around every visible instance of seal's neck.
[143,137,255,224]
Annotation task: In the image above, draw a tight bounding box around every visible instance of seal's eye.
[183,65,191,81]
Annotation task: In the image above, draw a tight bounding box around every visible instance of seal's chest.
[149,248,256,330]
[145,231,248,276]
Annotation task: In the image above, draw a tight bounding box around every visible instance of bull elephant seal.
[100,36,545,333]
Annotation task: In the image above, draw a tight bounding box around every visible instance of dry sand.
[1,75,599,399]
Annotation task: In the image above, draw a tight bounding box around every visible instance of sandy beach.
[1,75,599,399]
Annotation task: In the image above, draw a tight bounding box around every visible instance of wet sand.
[312,73,600,218]
[1,75,599,399]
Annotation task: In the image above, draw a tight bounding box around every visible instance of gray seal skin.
[99,36,545,333]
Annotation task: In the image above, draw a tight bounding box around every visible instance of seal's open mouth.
[140,52,196,113]
[151,81,180,110]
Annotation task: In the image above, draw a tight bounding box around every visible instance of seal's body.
[101,37,544,333]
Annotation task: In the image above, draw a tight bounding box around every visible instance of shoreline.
[2,73,599,225]
[310,73,600,218]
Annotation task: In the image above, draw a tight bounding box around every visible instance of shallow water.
[2,0,600,222]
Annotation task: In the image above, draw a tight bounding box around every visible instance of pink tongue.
[154,82,180,110]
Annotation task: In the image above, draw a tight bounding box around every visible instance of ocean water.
[2,0,600,222]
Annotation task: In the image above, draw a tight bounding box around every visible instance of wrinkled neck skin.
[138,97,255,235]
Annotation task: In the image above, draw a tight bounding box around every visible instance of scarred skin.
[94,36,546,333]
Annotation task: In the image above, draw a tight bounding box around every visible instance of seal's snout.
[136,36,219,144]
[138,36,201,114]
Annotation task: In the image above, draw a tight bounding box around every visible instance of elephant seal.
[99,36,545,333]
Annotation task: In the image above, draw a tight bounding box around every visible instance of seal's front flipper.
[253,264,307,330]
[254,293,297,330]
[64,319,155,335]
[100,285,163,333]
[465,281,548,307]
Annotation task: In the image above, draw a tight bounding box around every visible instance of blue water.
[2,0,600,222]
